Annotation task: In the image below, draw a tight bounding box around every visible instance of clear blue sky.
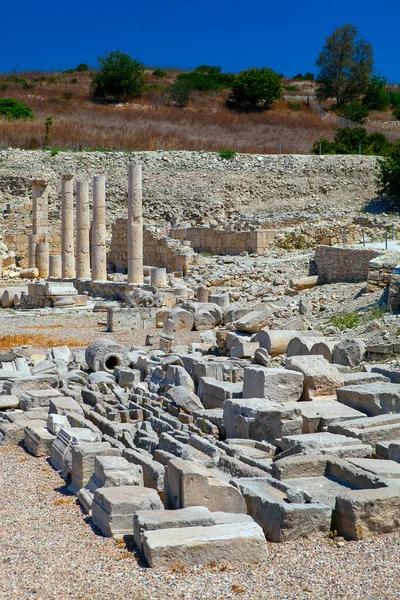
[1,0,399,81]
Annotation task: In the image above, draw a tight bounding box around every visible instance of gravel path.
[1,445,400,600]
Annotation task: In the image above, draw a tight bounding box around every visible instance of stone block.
[277,432,372,459]
[142,521,267,568]
[243,366,304,403]
[69,441,117,494]
[296,398,366,433]
[336,383,400,417]
[285,355,344,400]
[20,388,63,411]
[24,425,56,457]
[164,458,247,513]
[92,486,163,538]
[327,414,400,446]
[197,377,242,409]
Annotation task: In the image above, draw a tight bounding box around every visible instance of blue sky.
[1,0,399,81]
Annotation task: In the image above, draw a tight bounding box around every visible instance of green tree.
[316,24,374,107]
[75,63,90,72]
[231,67,282,110]
[337,101,369,123]
[91,51,145,102]
[362,75,390,110]
[376,142,400,202]
[168,79,191,107]
[0,98,34,120]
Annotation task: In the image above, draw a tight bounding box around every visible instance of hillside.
[0,70,338,154]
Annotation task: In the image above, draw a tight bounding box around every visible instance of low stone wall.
[169,227,275,255]
[367,254,400,293]
[109,220,194,274]
[389,268,400,310]
[315,246,381,284]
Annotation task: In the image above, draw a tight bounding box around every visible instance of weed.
[50,147,59,156]
[231,583,246,593]
[219,148,236,160]
[328,303,391,331]
[288,102,302,111]
[171,560,187,573]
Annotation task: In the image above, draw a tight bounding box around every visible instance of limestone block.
[333,487,400,540]
[278,432,372,459]
[164,458,247,513]
[243,366,304,403]
[24,425,56,457]
[287,336,325,357]
[230,341,259,358]
[168,308,194,332]
[234,310,272,333]
[92,486,163,538]
[223,398,302,442]
[297,398,366,433]
[197,377,242,410]
[336,383,400,417]
[253,330,320,357]
[143,521,267,568]
[123,448,165,493]
[285,355,344,400]
[165,386,203,414]
[20,388,63,411]
[0,395,19,409]
[332,339,366,367]
[70,441,116,494]
[327,414,400,446]
[310,340,336,363]
[49,397,83,416]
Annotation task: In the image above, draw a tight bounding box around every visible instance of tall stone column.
[91,175,107,281]
[127,164,143,284]
[29,179,48,270]
[61,174,76,279]
[76,180,91,279]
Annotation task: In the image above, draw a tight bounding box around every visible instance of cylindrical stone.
[91,175,107,281]
[49,255,62,278]
[31,179,48,237]
[28,233,38,269]
[127,164,143,284]
[61,174,76,279]
[196,285,209,303]
[36,241,49,278]
[19,268,39,279]
[76,180,91,279]
[150,267,167,287]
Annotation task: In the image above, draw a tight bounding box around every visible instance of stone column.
[150,267,167,287]
[49,255,62,278]
[76,180,91,279]
[127,164,143,284]
[91,175,107,281]
[61,174,76,279]
[36,241,49,278]
[31,179,48,239]
[29,179,48,269]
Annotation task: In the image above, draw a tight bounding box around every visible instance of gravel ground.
[1,445,400,600]
[0,310,201,352]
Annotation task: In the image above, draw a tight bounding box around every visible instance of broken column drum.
[127,164,144,284]
[91,175,107,281]
[36,241,49,278]
[150,268,167,287]
[61,174,76,279]
[85,339,129,373]
[49,255,62,279]
[76,180,91,279]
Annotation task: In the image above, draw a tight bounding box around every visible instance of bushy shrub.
[91,51,145,102]
[75,63,90,72]
[218,148,236,160]
[362,75,390,110]
[0,98,34,120]
[175,65,235,93]
[337,102,369,123]
[288,102,302,111]
[168,79,191,107]
[231,67,282,110]
[312,127,392,156]
[376,142,400,202]
[152,68,167,78]
[393,106,400,120]
[293,72,315,81]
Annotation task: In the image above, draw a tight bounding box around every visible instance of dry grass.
[0,71,338,154]
[0,333,88,349]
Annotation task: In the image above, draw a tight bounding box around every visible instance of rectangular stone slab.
[142,521,267,568]
[92,486,163,538]
[336,383,400,417]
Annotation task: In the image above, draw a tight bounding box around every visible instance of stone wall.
[169,227,275,255]
[109,219,194,274]
[367,254,400,293]
[315,246,381,284]
[389,268,400,310]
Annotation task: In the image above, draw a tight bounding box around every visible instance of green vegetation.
[91,51,145,102]
[75,63,90,72]
[337,102,369,123]
[168,78,191,107]
[313,127,393,156]
[288,102,302,111]
[329,304,390,331]
[376,142,400,202]
[218,148,236,160]
[45,116,53,143]
[362,75,390,111]
[152,68,167,78]
[231,67,282,110]
[293,72,315,81]
[0,98,34,120]
[175,65,235,93]
[284,85,298,92]
[316,24,374,107]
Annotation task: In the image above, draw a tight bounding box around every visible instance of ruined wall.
[109,219,194,274]
[367,254,400,293]
[169,227,275,255]
[315,246,381,284]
